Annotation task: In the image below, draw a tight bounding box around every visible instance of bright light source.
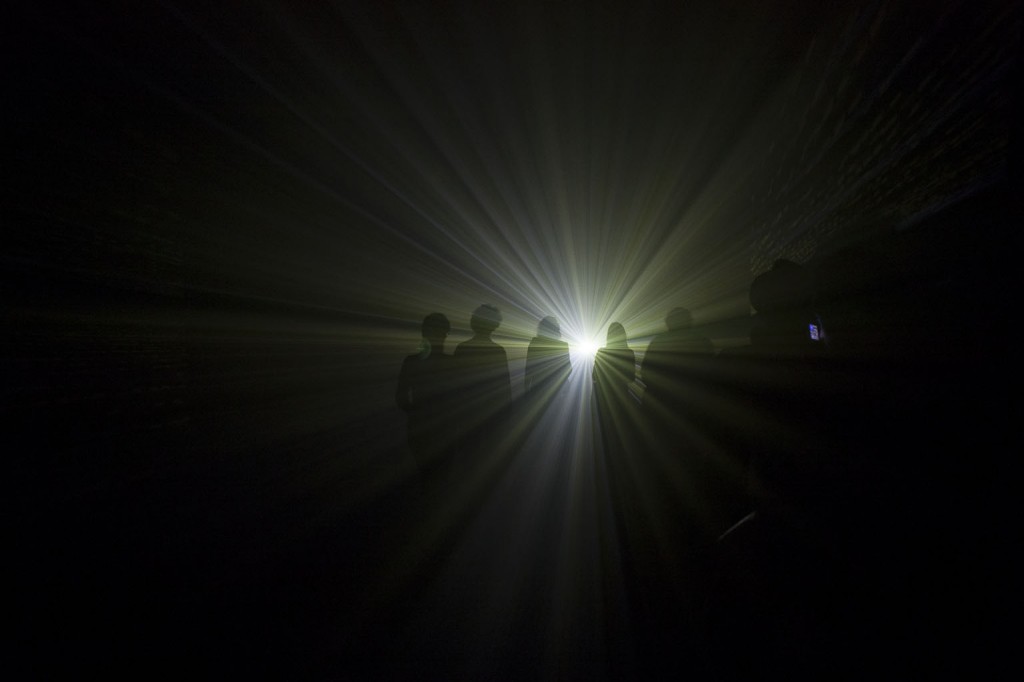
[573,338,601,358]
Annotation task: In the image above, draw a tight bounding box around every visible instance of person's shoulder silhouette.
[452,304,512,454]
[453,303,512,405]
[525,316,571,395]
[641,307,713,408]
[395,312,458,463]
[649,307,714,355]
[593,322,636,392]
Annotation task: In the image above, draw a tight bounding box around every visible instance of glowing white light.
[574,339,601,358]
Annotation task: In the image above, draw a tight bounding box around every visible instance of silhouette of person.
[592,322,637,458]
[640,307,714,413]
[395,313,458,482]
[809,246,898,360]
[593,322,636,395]
[524,316,571,397]
[636,307,727,554]
[747,258,824,358]
[453,304,512,454]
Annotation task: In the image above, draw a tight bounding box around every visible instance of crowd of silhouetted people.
[392,252,993,677]
[395,258,840,510]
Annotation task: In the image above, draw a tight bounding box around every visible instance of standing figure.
[638,307,724,547]
[525,316,571,397]
[747,258,823,358]
[640,307,714,414]
[453,304,512,455]
[593,322,637,455]
[593,322,636,397]
[395,313,458,481]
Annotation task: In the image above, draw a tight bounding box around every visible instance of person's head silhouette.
[470,304,502,337]
[748,258,816,352]
[606,322,628,348]
[665,307,693,331]
[420,312,450,357]
[537,316,561,340]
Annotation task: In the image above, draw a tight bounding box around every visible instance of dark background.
[5,0,1020,677]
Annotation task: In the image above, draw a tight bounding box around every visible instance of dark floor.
[12,344,1009,679]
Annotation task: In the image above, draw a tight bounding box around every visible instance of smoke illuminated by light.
[571,337,602,360]
[8,1,1017,674]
